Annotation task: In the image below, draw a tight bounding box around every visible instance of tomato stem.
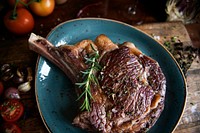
[27,0,40,5]
[18,0,28,7]
[10,0,19,20]
[10,0,39,19]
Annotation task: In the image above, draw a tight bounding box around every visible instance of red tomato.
[1,123,21,133]
[1,99,24,122]
[4,8,34,35]
[8,0,29,7]
[0,81,4,96]
[29,0,55,17]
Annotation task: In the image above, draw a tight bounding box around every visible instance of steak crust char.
[28,34,166,133]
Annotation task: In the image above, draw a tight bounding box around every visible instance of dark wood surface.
[0,0,200,132]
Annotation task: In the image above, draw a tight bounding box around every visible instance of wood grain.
[135,22,200,133]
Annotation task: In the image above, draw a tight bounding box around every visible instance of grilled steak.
[28,33,166,133]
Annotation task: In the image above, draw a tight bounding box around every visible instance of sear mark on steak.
[28,33,166,133]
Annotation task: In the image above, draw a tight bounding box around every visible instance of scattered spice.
[171,36,179,42]
[163,36,198,74]
[190,102,194,105]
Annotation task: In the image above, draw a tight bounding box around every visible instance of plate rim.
[34,17,187,133]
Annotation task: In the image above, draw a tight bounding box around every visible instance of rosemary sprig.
[75,44,101,111]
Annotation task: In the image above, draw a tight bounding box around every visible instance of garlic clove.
[18,81,31,92]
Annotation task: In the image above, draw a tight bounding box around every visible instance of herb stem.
[76,44,101,111]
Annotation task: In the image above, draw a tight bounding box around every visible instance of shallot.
[4,87,20,99]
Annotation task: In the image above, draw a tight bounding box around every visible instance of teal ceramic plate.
[35,18,186,133]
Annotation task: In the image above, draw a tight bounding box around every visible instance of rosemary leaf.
[80,71,90,75]
[84,57,95,62]
[76,89,86,101]
[75,82,85,86]
[76,44,101,111]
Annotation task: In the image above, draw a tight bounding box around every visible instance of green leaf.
[75,44,101,112]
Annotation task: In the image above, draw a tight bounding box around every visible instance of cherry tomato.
[4,8,34,35]
[1,99,24,122]
[29,0,55,17]
[1,123,21,133]
[8,0,29,7]
[0,81,4,96]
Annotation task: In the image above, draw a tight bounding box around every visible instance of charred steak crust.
[98,44,166,132]
[28,34,166,133]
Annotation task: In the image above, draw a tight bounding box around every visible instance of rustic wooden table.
[0,0,200,132]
